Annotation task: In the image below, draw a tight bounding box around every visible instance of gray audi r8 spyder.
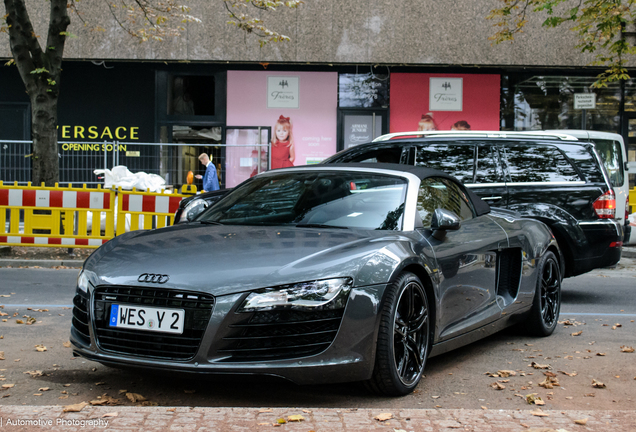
[71,164,561,396]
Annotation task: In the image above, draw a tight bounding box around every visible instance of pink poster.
[226,71,338,187]
[390,73,500,133]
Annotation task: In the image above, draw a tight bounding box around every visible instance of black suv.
[174,131,622,278]
[322,131,623,278]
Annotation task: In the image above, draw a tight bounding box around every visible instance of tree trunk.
[4,0,69,186]
[31,88,60,186]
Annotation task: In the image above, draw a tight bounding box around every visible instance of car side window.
[326,144,405,164]
[414,144,475,184]
[417,177,475,228]
[502,143,582,183]
[475,144,503,184]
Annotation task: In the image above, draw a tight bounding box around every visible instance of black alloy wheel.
[366,272,430,396]
[525,251,561,336]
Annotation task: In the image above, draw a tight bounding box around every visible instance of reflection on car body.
[72,164,561,396]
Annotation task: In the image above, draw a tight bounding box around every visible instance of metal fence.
[0,140,271,190]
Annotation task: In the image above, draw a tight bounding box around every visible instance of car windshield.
[197,171,408,230]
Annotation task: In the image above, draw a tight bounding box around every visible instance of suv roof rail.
[372,130,580,142]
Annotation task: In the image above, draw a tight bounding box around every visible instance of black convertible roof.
[283,163,491,217]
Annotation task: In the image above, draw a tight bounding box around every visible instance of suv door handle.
[483,196,502,201]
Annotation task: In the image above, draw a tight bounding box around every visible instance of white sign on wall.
[429,77,463,111]
[574,93,596,110]
[267,76,299,109]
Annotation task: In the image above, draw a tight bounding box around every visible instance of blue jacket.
[203,162,220,191]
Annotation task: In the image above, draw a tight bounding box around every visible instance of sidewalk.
[0,405,635,432]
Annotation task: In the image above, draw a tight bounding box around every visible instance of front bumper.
[70,283,385,385]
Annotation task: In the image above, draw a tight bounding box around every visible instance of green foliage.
[488,0,636,87]
[30,67,50,74]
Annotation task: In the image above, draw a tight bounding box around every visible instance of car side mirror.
[430,209,461,240]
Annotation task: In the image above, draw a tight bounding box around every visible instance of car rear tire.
[366,272,430,396]
[525,251,561,336]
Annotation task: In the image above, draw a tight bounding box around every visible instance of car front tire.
[525,251,561,336]
[366,272,430,396]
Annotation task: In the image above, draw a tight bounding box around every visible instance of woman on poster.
[271,115,296,169]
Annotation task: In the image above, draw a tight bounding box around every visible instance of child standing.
[271,115,296,169]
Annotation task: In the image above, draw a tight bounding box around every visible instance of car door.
[416,177,508,341]
[466,142,508,208]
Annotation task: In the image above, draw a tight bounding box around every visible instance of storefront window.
[168,75,216,116]
[339,73,389,108]
[509,76,621,133]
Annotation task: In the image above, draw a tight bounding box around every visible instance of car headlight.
[179,198,209,223]
[238,278,353,311]
[77,270,90,293]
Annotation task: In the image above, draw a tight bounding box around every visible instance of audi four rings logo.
[138,273,170,284]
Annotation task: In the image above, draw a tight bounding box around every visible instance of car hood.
[85,224,411,296]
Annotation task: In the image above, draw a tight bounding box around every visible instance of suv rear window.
[591,139,624,187]
[501,144,581,183]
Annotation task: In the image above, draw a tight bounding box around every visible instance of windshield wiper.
[295,223,349,229]
[195,220,224,225]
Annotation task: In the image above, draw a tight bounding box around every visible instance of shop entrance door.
[338,109,388,152]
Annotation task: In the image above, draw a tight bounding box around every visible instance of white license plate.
[109,304,185,334]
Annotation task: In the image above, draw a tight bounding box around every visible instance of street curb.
[622,247,636,259]
[0,258,84,268]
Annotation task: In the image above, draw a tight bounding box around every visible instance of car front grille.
[93,286,214,361]
[218,308,345,362]
[72,290,91,345]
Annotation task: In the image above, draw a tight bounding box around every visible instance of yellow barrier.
[629,187,636,214]
[116,187,188,233]
[1,182,191,249]
[0,182,115,248]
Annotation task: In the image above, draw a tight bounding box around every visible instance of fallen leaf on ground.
[258,408,272,413]
[592,379,606,388]
[620,346,634,353]
[374,413,393,422]
[38,387,49,392]
[596,352,606,356]
[34,344,47,352]
[571,330,583,336]
[558,370,577,377]
[33,393,42,396]
[62,342,71,348]
[287,415,304,422]
[63,402,88,413]
[302,409,311,413]
[490,382,505,390]
[276,418,287,424]
[481,406,488,410]
[497,370,516,377]
[183,389,195,394]
[90,394,120,406]
[15,320,23,324]
[575,418,588,425]
[102,412,118,418]
[0,352,4,360]
[2,384,15,389]
[526,393,544,405]
[530,362,551,369]
[530,409,549,417]
[125,392,146,403]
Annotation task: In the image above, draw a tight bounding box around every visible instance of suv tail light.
[592,190,616,219]
[626,197,630,221]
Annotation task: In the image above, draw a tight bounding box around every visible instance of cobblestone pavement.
[0,406,635,431]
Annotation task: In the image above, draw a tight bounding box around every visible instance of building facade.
[1,1,635,190]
